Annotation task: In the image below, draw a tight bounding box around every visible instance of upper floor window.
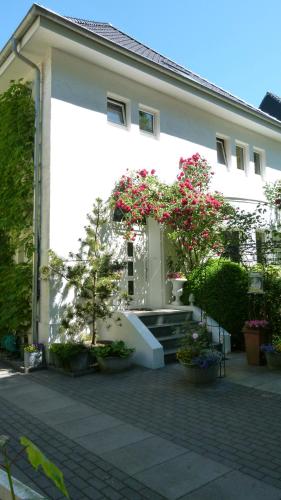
[236,145,245,170]
[253,151,262,175]
[216,137,228,166]
[107,98,126,126]
[139,109,154,134]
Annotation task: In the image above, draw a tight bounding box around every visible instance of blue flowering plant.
[177,326,222,368]
[261,335,281,354]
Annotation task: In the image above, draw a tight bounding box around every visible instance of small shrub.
[92,340,134,359]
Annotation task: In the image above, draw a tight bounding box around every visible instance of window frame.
[138,104,159,138]
[253,148,265,177]
[236,144,246,171]
[107,94,130,129]
[216,137,228,166]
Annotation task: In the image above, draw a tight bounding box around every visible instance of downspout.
[12,38,41,343]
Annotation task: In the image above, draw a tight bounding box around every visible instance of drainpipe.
[12,38,41,343]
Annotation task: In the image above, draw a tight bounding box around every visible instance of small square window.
[236,146,245,170]
[139,110,154,134]
[254,151,261,175]
[107,98,126,126]
[216,138,228,166]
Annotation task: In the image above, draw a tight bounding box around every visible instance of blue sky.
[1,0,280,107]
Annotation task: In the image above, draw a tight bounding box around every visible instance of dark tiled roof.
[66,16,279,123]
[259,92,281,121]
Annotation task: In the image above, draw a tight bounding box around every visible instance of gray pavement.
[1,359,281,499]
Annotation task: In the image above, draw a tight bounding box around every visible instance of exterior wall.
[44,47,281,340]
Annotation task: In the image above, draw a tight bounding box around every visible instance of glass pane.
[127,242,133,257]
[128,261,134,276]
[216,139,227,165]
[139,110,154,133]
[128,280,134,296]
[107,100,125,125]
[236,146,244,170]
[254,152,261,175]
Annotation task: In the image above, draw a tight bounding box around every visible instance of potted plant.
[92,340,135,373]
[176,328,221,384]
[243,319,271,365]
[49,342,89,373]
[261,336,281,369]
[24,343,44,371]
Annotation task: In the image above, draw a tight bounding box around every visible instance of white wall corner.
[98,311,164,369]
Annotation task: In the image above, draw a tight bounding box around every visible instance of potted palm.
[92,340,135,373]
[176,327,221,384]
[243,320,271,365]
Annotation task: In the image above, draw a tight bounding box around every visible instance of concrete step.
[138,311,193,327]
[157,333,185,351]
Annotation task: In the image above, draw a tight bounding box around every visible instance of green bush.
[0,263,32,337]
[182,259,249,349]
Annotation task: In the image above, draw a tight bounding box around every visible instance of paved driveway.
[1,362,281,499]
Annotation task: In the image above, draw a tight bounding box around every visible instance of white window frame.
[253,147,265,178]
[107,93,131,129]
[216,136,228,167]
[138,104,160,138]
[235,142,248,173]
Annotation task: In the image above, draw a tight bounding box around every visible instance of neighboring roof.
[259,92,281,122]
[66,15,281,124]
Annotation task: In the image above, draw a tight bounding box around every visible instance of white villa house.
[1,4,281,367]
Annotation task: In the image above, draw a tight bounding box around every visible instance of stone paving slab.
[134,452,230,500]
[38,402,101,425]
[76,423,153,454]
[52,413,123,438]
[180,470,281,500]
[100,436,188,475]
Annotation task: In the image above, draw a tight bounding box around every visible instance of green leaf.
[20,436,69,498]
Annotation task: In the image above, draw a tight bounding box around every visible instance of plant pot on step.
[243,326,270,366]
[180,362,219,384]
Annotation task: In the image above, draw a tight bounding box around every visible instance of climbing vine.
[0,81,34,335]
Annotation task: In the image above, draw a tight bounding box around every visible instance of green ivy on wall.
[0,81,34,336]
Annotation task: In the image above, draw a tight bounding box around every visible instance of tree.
[111,154,231,272]
[42,199,125,344]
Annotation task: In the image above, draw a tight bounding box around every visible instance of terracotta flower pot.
[243,328,270,365]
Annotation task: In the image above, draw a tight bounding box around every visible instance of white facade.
[1,6,281,343]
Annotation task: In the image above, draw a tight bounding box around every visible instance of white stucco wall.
[49,49,281,257]
[41,47,281,341]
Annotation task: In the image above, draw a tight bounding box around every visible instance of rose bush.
[111,154,231,271]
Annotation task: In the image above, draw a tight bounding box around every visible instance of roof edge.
[1,4,281,134]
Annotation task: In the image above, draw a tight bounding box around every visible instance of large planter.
[265,351,281,370]
[243,328,270,366]
[97,355,133,373]
[68,351,89,372]
[24,351,43,371]
[180,363,219,384]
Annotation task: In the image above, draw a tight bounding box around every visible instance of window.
[127,261,134,276]
[128,280,134,296]
[107,98,126,126]
[127,242,133,257]
[216,138,228,166]
[222,231,241,262]
[236,145,245,170]
[254,151,261,175]
[139,110,154,134]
